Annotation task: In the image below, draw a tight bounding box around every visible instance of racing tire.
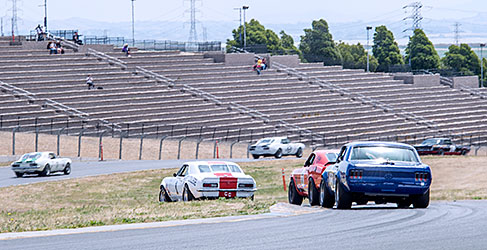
[252,154,260,159]
[288,179,303,205]
[396,200,411,209]
[296,148,303,158]
[335,180,352,209]
[159,186,171,202]
[274,149,283,159]
[183,184,195,202]
[438,150,444,156]
[63,163,71,175]
[308,178,320,206]
[319,179,335,208]
[40,164,51,177]
[412,189,430,208]
[461,150,467,156]
[15,172,23,178]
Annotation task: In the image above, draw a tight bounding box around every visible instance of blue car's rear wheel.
[335,180,352,209]
[319,179,335,208]
[412,189,430,208]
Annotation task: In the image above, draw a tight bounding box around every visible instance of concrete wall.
[204,52,225,63]
[224,53,255,66]
[393,73,440,86]
[269,55,300,68]
[453,76,479,89]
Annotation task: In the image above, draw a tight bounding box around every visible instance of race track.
[1,200,486,250]
[0,158,260,188]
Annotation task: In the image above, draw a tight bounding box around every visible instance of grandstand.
[1,36,486,148]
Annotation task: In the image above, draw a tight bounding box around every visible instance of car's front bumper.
[11,166,42,174]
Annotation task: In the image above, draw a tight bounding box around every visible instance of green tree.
[482,58,487,87]
[299,19,341,65]
[372,25,403,72]
[226,19,283,52]
[405,29,440,70]
[337,42,378,71]
[441,43,481,76]
[279,30,300,55]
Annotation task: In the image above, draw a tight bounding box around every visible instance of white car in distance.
[249,137,305,159]
[159,161,257,202]
[11,152,72,177]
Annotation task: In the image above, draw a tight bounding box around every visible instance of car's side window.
[49,153,56,159]
[304,154,315,167]
[281,139,289,144]
[337,146,347,162]
[176,165,188,177]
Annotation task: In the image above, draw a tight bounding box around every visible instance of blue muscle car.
[319,141,431,209]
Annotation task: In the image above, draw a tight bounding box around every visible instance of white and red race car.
[159,161,257,202]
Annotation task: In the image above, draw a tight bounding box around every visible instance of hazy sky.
[2,0,486,24]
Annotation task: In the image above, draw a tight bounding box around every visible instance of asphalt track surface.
[0,158,264,188]
[1,200,486,250]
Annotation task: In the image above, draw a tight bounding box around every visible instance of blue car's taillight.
[350,169,363,179]
[415,172,428,182]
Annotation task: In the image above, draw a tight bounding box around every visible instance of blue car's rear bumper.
[347,181,429,196]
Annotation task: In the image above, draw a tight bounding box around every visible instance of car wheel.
[397,199,411,208]
[15,172,24,178]
[63,163,71,175]
[461,149,467,156]
[438,149,444,156]
[40,164,51,176]
[296,148,303,158]
[183,184,194,202]
[335,180,352,209]
[319,179,335,208]
[159,186,171,202]
[252,154,260,159]
[288,179,303,205]
[412,189,430,208]
[274,149,283,159]
[308,178,319,206]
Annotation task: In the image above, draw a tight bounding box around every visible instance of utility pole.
[453,22,461,46]
[131,0,135,46]
[10,0,19,42]
[188,0,198,42]
[44,0,47,31]
[366,26,372,72]
[481,43,485,88]
[243,5,249,50]
[403,2,422,70]
[234,7,242,46]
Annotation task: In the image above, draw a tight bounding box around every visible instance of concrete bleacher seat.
[1,43,487,146]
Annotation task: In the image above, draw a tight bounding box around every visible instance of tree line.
[227,19,486,86]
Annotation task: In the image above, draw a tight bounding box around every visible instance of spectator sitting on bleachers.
[86,75,95,90]
[72,32,83,45]
[253,58,263,75]
[55,40,65,54]
[122,43,131,57]
[48,42,57,55]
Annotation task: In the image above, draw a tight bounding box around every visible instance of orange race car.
[288,150,339,206]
